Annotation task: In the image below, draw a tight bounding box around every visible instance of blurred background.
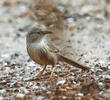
[0,0,110,99]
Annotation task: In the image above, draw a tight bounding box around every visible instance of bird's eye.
[37,32,41,34]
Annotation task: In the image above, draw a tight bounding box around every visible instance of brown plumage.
[26,26,90,79]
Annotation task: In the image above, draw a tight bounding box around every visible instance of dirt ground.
[0,0,110,100]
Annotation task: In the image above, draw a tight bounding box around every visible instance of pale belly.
[27,43,57,66]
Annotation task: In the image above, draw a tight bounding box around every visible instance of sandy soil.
[0,0,110,100]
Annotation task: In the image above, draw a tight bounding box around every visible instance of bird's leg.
[49,65,56,79]
[38,65,47,79]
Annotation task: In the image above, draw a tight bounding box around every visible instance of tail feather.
[58,55,90,70]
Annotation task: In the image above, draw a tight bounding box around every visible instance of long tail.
[58,54,90,70]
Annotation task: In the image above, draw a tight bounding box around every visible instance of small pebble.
[62,96,67,99]
[85,60,89,63]
[77,93,84,96]
[37,96,45,100]
[16,93,25,99]
[19,5,28,13]
[16,31,22,37]
[103,75,110,79]
[99,60,105,65]
[73,81,77,84]
[98,82,104,86]
[57,80,66,85]
[81,5,93,14]
[57,5,64,12]
[14,53,19,57]
[0,96,4,100]
[103,89,110,99]
[41,87,46,91]
[20,87,29,94]
[28,62,36,67]
[23,77,32,81]
[67,18,74,23]
[32,85,39,89]
[0,89,6,94]
[47,91,51,94]
[1,54,10,59]
[108,65,110,70]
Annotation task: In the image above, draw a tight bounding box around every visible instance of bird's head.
[27,25,52,43]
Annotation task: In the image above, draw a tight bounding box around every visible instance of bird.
[26,25,90,79]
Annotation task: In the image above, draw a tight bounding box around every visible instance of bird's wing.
[47,42,59,53]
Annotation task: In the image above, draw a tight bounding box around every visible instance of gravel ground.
[0,0,110,100]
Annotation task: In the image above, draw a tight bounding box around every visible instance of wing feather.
[47,42,59,53]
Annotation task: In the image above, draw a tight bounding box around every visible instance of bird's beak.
[42,31,52,34]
